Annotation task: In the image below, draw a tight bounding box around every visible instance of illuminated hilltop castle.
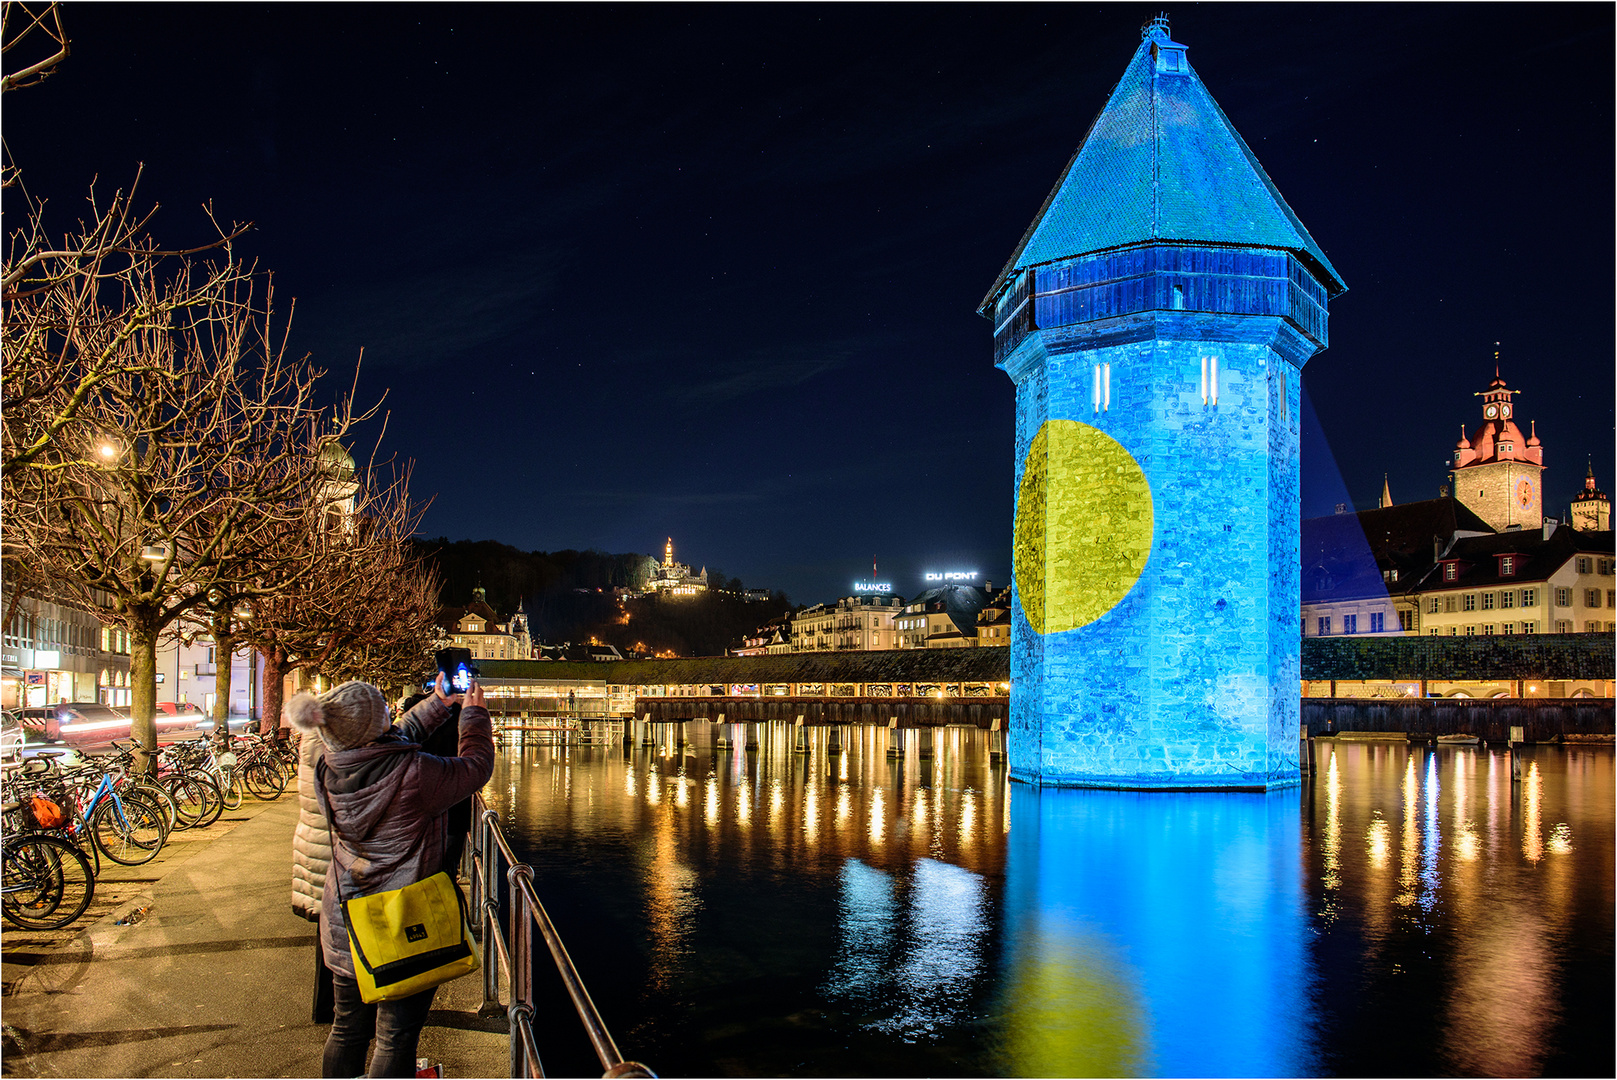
[648,537,708,598]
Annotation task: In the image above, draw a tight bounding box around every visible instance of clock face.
[1516,478,1534,509]
[1501,404,1512,419]
[1485,404,1498,418]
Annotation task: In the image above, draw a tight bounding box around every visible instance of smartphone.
[433,647,476,694]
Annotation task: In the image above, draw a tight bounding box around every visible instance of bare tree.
[242,463,442,731]
[1,260,372,771]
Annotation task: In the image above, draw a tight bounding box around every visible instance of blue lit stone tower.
[980,19,1345,789]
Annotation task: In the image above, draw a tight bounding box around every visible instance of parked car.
[1,710,23,759]
[53,702,135,745]
[157,701,207,719]
[16,706,61,743]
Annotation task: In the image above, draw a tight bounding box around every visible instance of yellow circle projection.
[1015,419,1153,635]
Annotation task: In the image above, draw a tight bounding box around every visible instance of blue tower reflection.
[998,786,1317,1076]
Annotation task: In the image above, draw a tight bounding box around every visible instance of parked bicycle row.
[0,730,298,931]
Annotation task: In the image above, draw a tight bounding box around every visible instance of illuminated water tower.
[979,18,1345,789]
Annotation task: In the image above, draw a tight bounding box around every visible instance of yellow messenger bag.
[342,870,479,1003]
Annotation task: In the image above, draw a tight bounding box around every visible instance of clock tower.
[1450,361,1543,531]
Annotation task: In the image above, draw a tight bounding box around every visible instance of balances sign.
[924,571,979,582]
[853,582,892,594]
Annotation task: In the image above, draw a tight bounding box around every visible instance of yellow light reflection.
[1547,823,1572,855]
[769,781,783,824]
[868,786,885,846]
[960,789,976,847]
[1396,755,1419,907]
[625,771,636,799]
[805,787,820,841]
[836,784,852,825]
[676,774,690,810]
[913,789,928,830]
[1522,761,1543,863]
[1367,812,1391,869]
[1322,753,1341,892]
[703,776,718,825]
[736,783,751,826]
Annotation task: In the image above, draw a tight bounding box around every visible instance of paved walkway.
[1,796,509,1078]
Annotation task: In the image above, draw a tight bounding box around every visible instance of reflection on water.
[486,727,1614,1077]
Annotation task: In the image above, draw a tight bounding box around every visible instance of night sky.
[7,4,1612,606]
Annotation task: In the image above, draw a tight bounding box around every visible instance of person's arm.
[413,681,495,816]
[395,674,461,743]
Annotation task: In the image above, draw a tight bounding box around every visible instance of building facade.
[790,595,903,653]
[1,586,132,710]
[439,587,532,662]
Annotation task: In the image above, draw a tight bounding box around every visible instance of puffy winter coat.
[291,733,330,921]
[314,695,495,978]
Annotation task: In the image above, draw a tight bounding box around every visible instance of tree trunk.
[212,610,236,748]
[128,619,159,776]
[260,644,287,740]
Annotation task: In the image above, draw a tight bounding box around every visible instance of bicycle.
[1,829,95,930]
[52,761,169,866]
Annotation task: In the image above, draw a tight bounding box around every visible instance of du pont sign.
[925,571,979,582]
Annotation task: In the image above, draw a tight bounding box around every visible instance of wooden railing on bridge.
[634,695,1008,729]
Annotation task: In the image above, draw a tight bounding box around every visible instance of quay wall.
[1304,697,1614,743]
[634,696,1007,729]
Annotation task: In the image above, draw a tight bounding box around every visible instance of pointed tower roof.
[981,18,1344,311]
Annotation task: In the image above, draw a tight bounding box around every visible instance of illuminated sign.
[854,582,892,594]
[33,650,61,669]
[924,571,979,582]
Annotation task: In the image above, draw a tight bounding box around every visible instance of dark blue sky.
[7,4,1611,605]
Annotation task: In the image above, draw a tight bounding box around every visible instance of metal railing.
[465,792,655,1079]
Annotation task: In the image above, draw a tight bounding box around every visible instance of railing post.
[480,809,502,1012]
[510,863,537,1073]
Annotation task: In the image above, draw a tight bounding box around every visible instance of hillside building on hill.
[439,587,532,661]
[646,538,708,598]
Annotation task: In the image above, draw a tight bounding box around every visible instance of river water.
[484,726,1614,1077]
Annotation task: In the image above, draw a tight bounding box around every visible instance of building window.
[1481,593,1495,611]
[1444,596,1459,613]
[1427,597,1440,614]
[1428,628,1439,636]
[1499,555,1515,575]
[1609,590,1616,608]
[1555,587,1571,607]
[1586,621,1601,633]
[1502,623,1515,635]
[1482,624,1495,636]
[1555,620,1571,634]
[1499,591,1515,610]
[1448,627,1458,636]
[1587,590,1603,609]
[1317,617,1330,636]
[1399,610,1413,631]
[1576,557,1592,574]
[1523,621,1536,634]
[1443,563,1458,582]
[1342,614,1357,634]
[1464,625,1477,636]
[1370,612,1385,633]
[1601,558,1614,575]
[1462,594,1477,612]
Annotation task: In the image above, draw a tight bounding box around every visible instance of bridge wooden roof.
[476,647,1011,686]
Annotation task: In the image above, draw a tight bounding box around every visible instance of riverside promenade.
[1,797,509,1079]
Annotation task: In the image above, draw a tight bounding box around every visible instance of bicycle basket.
[217,752,237,767]
[26,794,68,829]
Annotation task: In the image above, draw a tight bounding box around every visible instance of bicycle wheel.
[216,768,244,811]
[167,773,222,829]
[90,794,167,866]
[242,760,286,800]
[132,779,180,832]
[3,834,95,930]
